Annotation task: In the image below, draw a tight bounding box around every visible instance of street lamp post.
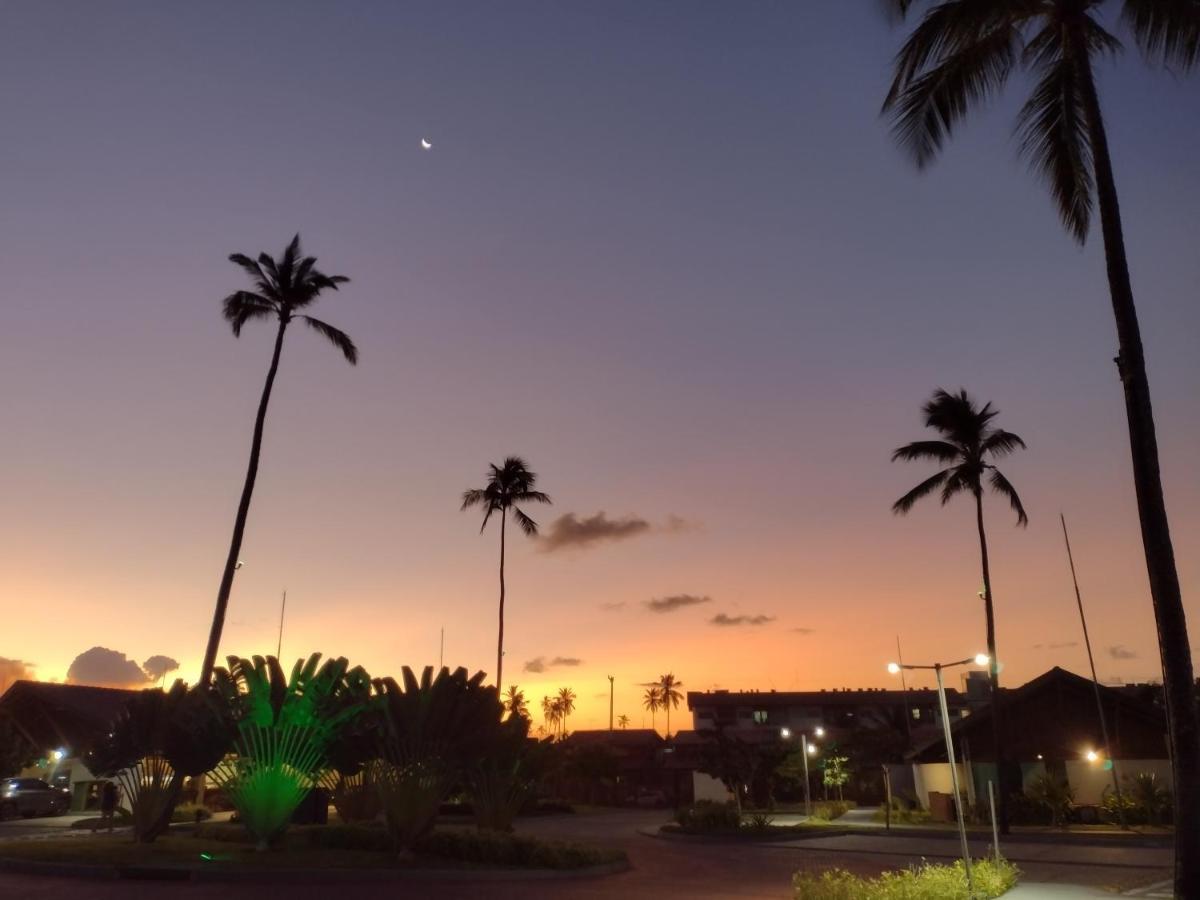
[782,725,824,817]
[889,653,989,897]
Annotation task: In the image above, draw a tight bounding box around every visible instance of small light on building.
[1036,754,1043,760]
[815,726,825,738]
[780,727,791,739]
[1085,749,1099,763]
[807,743,817,755]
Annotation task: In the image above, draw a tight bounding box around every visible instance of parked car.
[0,778,70,819]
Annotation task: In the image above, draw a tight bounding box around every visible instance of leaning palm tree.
[557,687,576,737]
[503,685,529,719]
[199,236,355,685]
[461,457,551,687]
[642,686,661,733]
[658,674,684,738]
[881,2,1199,882]
[617,714,630,730]
[541,695,561,738]
[892,388,1026,829]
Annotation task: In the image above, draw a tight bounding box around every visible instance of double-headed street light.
[781,724,825,817]
[888,653,989,897]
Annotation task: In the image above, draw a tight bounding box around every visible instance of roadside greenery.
[793,858,1019,899]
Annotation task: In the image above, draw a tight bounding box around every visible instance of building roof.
[909,667,1168,763]
[565,728,663,749]
[0,680,139,754]
[687,686,964,709]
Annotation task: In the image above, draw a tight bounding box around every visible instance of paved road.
[0,809,1173,899]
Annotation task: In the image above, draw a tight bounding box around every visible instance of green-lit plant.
[85,681,231,843]
[793,858,1019,899]
[1026,772,1074,828]
[209,653,369,849]
[821,753,850,802]
[373,665,503,854]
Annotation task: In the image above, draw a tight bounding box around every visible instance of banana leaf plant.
[209,653,370,849]
[372,665,503,854]
[470,712,544,832]
[86,681,232,842]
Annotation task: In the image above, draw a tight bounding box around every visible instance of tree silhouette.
[461,457,551,688]
[892,388,1026,828]
[657,674,684,738]
[617,714,630,730]
[503,685,529,719]
[199,236,355,684]
[882,2,1199,877]
[557,687,576,737]
[642,686,661,733]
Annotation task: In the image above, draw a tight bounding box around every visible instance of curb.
[0,854,631,883]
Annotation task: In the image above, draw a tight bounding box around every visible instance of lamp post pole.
[608,675,615,731]
[890,653,988,898]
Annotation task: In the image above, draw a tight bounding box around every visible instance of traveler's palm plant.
[209,653,370,849]
[86,682,231,842]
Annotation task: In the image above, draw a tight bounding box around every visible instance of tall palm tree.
[461,457,551,688]
[658,674,684,738]
[642,686,661,733]
[881,2,1199,882]
[557,687,576,737]
[892,388,1026,829]
[541,695,560,737]
[503,685,529,719]
[199,235,355,685]
[617,714,630,730]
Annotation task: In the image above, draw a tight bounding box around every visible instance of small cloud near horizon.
[600,601,627,611]
[1107,645,1137,660]
[0,657,37,696]
[711,613,775,627]
[790,627,815,634]
[539,511,698,552]
[645,594,711,613]
[1032,641,1079,650]
[66,647,150,689]
[523,655,584,674]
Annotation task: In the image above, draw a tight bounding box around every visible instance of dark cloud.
[523,656,584,674]
[66,647,150,689]
[0,657,36,696]
[1107,645,1137,660]
[711,613,775,627]
[600,601,627,611]
[539,512,700,553]
[142,655,180,681]
[645,594,711,614]
[790,627,815,635]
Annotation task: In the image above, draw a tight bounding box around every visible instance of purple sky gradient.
[1,2,1196,728]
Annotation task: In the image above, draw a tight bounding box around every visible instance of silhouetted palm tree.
[557,687,576,737]
[541,695,560,737]
[882,3,1199,878]
[617,714,630,730]
[461,457,551,688]
[892,388,1026,829]
[642,686,661,733]
[503,685,528,719]
[199,235,355,685]
[658,674,684,738]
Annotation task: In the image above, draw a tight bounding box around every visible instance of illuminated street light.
[806,743,817,755]
[887,652,989,896]
[780,727,792,739]
[815,726,825,738]
[1086,749,1100,763]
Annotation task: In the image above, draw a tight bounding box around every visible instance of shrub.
[415,829,624,869]
[1025,774,1074,828]
[744,812,775,832]
[793,858,1019,899]
[173,803,212,823]
[674,800,742,833]
[872,800,931,825]
[1100,772,1173,826]
[810,801,853,822]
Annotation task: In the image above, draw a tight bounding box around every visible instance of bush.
[1026,774,1074,828]
[872,800,931,825]
[1099,772,1173,827]
[793,858,1019,899]
[172,803,212,823]
[673,800,742,833]
[414,829,625,869]
[744,812,775,832]
[809,801,853,822]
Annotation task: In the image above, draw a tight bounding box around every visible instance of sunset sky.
[1,2,1196,731]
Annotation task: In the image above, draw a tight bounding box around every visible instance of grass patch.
[793,858,1019,899]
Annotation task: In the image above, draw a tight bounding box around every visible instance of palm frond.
[222,292,277,336]
[892,468,951,515]
[940,466,975,504]
[891,440,962,464]
[981,428,1026,457]
[1123,0,1200,70]
[989,468,1029,526]
[513,490,551,505]
[1017,39,1095,242]
[461,489,489,511]
[300,315,358,365]
[511,507,540,537]
[885,17,1021,166]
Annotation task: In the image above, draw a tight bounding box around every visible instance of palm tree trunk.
[666,702,671,739]
[497,512,506,687]
[974,490,1009,834]
[1073,43,1200,895]
[199,317,288,684]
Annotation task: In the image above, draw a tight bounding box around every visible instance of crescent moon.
[420,138,432,150]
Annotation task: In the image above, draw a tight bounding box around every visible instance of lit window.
[912,709,921,720]
[752,710,768,724]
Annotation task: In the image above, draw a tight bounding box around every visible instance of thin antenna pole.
[276,590,286,660]
[897,636,912,744]
[608,675,615,731]
[1061,512,1125,826]
[439,627,444,670]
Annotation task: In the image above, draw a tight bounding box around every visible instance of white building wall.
[692,771,733,804]
[912,762,972,810]
[1065,759,1173,805]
